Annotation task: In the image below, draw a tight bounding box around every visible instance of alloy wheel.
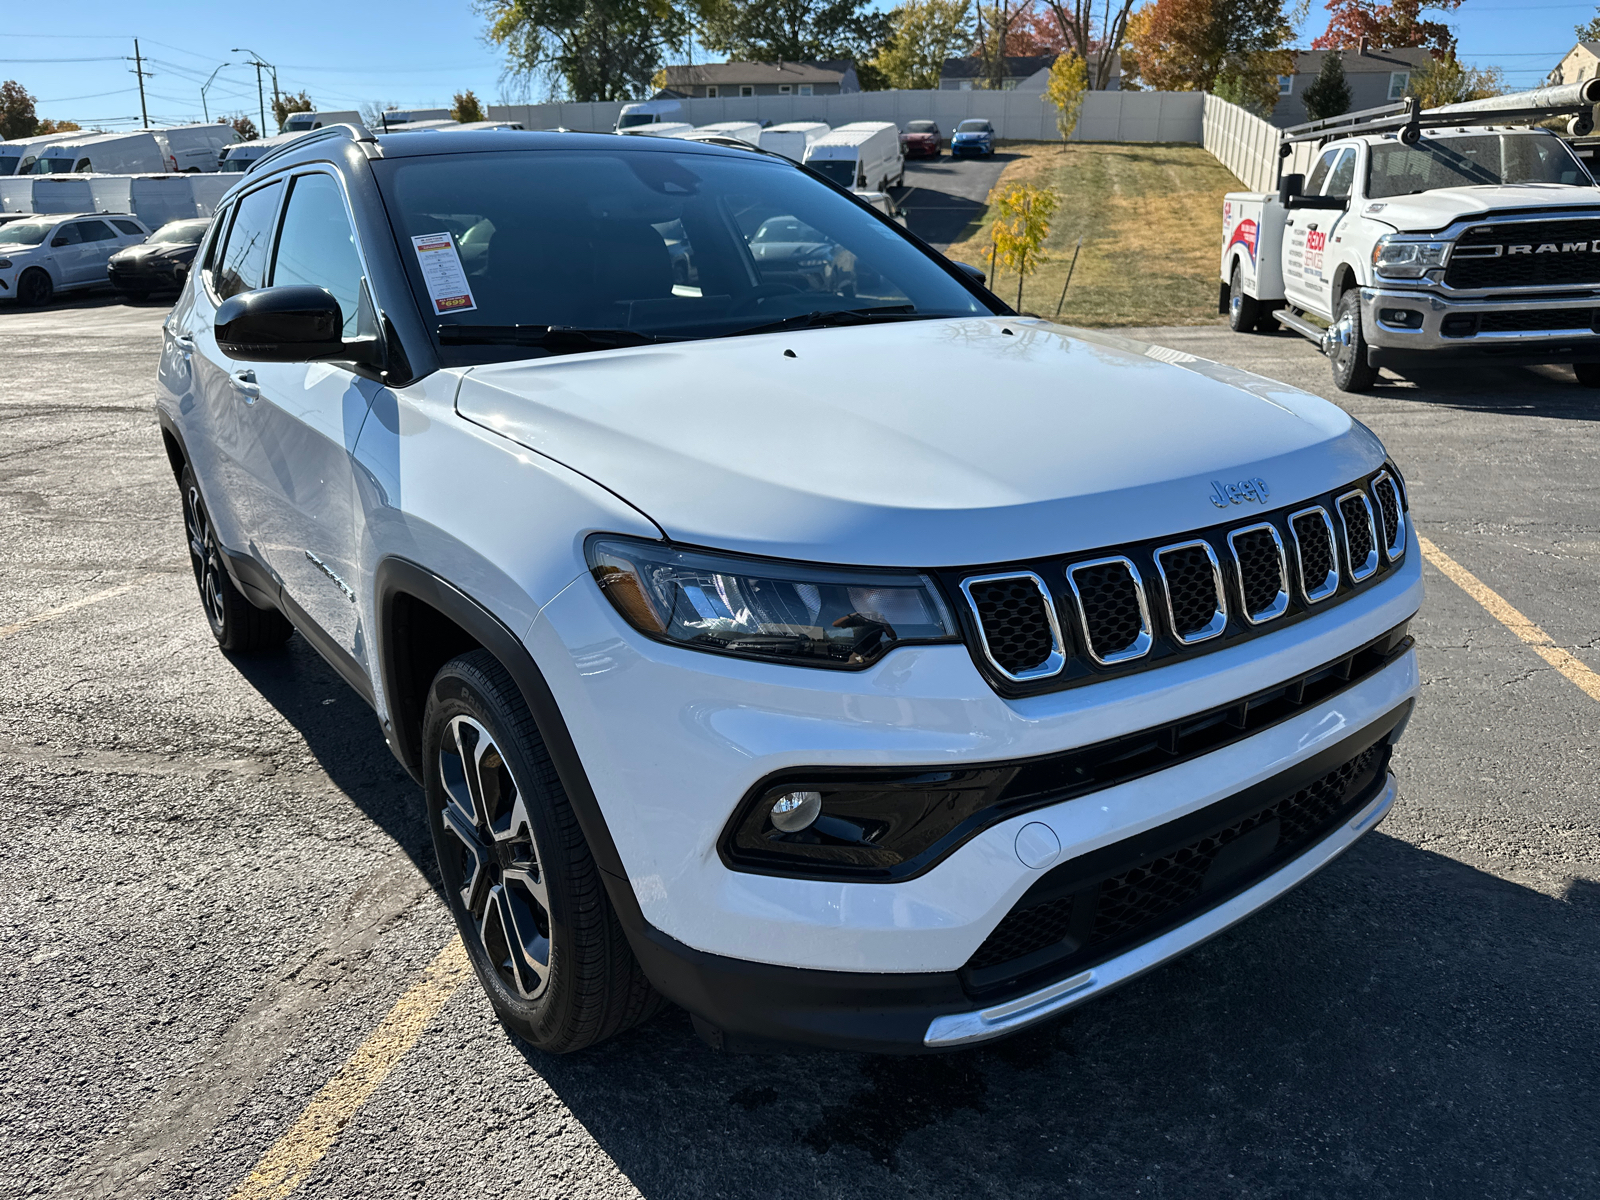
[437,716,553,1001]
[183,482,227,635]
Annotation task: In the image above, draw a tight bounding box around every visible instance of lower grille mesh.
[967,577,1056,676]
[965,740,1389,987]
[1477,308,1593,333]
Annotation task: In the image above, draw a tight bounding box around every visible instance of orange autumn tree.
[1124,0,1294,113]
[1311,0,1463,53]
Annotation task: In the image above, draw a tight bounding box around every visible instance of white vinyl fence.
[489,89,1206,144]
[0,173,232,225]
[1201,93,1318,193]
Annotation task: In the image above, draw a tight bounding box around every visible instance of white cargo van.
[0,133,64,177]
[219,129,311,172]
[377,108,449,129]
[21,125,237,175]
[614,99,684,131]
[282,110,363,133]
[159,124,240,172]
[691,121,761,146]
[619,122,696,139]
[803,122,904,192]
[759,121,829,162]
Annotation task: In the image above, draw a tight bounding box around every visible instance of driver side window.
[1324,148,1357,198]
[215,180,284,301]
[1305,148,1339,196]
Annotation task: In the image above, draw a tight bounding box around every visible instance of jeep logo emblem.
[1209,478,1270,508]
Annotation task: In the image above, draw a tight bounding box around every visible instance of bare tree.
[1042,0,1137,88]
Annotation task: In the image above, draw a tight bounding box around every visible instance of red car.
[900,120,942,159]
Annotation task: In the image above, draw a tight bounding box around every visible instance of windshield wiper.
[437,324,676,350]
[725,305,928,338]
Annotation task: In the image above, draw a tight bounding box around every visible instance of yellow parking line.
[0,577,149,640]
[1419,536,1600,704]
[227,940,472,1200]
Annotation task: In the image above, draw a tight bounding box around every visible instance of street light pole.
[201,63,232,124]
[232,48,274,134]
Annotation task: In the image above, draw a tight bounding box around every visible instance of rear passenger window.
[76,219,117,242]
[215,180,284,300]
[271,173,366,337]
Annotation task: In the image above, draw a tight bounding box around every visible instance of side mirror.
[1277,173,1304,206]
[954,261,987,286]
[51,236,68,247]
[215,285,346,362]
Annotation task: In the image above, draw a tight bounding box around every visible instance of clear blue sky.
[1,0,1590,131]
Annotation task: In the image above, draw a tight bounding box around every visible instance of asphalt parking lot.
[3,294,1598,1200]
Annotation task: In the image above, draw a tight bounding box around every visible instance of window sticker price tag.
[411,231,477,315]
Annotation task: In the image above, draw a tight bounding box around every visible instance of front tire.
[180,465,293,652]
[1227,264,1261,333]
[423,651,662,1052]
[1328,290,1379,393]
[18,268,53,307]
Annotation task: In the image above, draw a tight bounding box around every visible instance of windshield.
[374,147,989,365]
[956,121,990,133]
[0,155,18,175]
[149,219,209,244]
[907,122,937,133]
[0,221,54,246]
[1367,133,1592,198]
[617,113,658,128]
[807,158,856,187]
[30,157,78,175]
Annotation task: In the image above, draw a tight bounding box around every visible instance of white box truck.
[759,122,829,162]
[1222,82,1600,391]
[803,122,904,193]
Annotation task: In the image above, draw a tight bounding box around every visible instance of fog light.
[1378,307,1423,329]
[769,790,822,832]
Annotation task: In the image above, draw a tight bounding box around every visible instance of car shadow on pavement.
[514,833,1600,1199]
[227,634,439,887]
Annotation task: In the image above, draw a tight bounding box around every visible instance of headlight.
[587,536,960,669]
[1372,236,1449,279]
[0,259,11,269]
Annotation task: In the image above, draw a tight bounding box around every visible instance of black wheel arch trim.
[372,556,631,884]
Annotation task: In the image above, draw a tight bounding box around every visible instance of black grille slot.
[1158,545,1223,640]
[966,577,1058,677]
[1477,307,1593,333]
[963,737,1391,989]
[1291,510,1337,600]
[1340,493,1376,576]
[1231,527,1285,619]
[968,896,1074,971]
[1069,560,1147,661]
[1371,476,1404,558]
[1445,221,1600,289]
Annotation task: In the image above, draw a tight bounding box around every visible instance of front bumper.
[108,260,188,292]
[1359,285,1600,368]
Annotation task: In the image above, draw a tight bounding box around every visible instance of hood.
[454,318,1384,568]
[1363,184,1600,232]
[113,242,194,260]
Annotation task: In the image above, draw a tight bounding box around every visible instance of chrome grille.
[1370,472,1405,561]
[1066,557,1153,665]
[1154,541,1227,645]
[1338,490,1379,581]
[1445,220,1600,289]
[1227,524,1289,624]
[1289,506,1339,603]
[960,572,1065,681]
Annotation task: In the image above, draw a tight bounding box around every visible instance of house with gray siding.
[659,61,859,98]
[1272,44,1435,128]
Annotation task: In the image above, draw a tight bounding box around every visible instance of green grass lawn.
[943,142,1245,327]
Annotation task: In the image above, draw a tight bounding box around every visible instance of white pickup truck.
[1221,85,1600,391]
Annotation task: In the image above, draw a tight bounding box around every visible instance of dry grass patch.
[945,142,1244,327]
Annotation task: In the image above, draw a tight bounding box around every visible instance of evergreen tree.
[1301,50,1351,122]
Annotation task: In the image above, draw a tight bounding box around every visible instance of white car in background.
[0,212,150,305]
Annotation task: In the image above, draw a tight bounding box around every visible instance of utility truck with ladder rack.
[1220,82,1600,391]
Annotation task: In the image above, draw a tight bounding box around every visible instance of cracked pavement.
[2,296,1596,1199]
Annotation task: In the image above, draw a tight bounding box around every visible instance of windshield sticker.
[411,232,477,315]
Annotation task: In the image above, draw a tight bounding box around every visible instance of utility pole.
[233,49,275,133]
[130,39,151,128]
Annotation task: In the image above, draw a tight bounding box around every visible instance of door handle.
[1285,219,1295,227]
[231,369,259,403]
[1307,222,1319,232]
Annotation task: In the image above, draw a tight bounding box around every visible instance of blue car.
[950,119,996,157]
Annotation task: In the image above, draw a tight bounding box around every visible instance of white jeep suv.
[155,125,1423,1054]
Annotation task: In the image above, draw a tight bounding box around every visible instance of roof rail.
[246,122,376,176]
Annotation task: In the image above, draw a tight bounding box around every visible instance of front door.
[1283,147,1352,316]
[234,169,378,664]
